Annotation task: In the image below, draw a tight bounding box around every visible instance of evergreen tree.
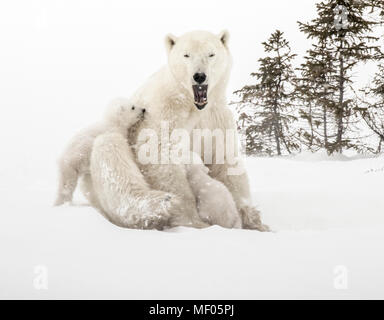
[234,30,299,156]
[357,64,384,153]
[294,45,338,152]
[297,0,383,154]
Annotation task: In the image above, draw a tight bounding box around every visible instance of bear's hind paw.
[240,206,270,232]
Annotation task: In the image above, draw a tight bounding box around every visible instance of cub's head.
[165,30,232,110]
[105,98,146,129]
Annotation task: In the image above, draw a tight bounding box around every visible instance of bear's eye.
[131,106,135,110]
[184,54,190,58]
[209,53,215,58]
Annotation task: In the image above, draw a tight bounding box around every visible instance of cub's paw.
[151,192,180,214]
[53,195,71,207]
[142,211,171,231]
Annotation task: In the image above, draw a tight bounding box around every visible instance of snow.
[1,0,384,300]
[1,151,384,299]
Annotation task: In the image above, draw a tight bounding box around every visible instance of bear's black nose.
[193,73,207,84]
[142,108,146,113]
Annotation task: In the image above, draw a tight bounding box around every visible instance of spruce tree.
[234,30,299,156]
[358,64,384,153]
[297,0,383,154]
[294,45,338,152]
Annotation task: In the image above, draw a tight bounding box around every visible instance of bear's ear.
[165,33,178,54]
[218,30,230,48]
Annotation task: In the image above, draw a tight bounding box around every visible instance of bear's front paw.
[240,206,270,232]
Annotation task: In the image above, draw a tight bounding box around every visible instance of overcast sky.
[0,0,322,93]
[0,0,382,126]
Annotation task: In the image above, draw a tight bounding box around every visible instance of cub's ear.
[218,30,230,48]
[165,33,178,54]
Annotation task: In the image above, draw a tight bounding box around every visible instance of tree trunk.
[309,102,314,148]
[323,105,329,152]
[378,138,383,154]
[273,118,282,156]
[272,102,282,156]
[336,40,345,153]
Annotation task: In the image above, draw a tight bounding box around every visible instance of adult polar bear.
[88,30,268,231]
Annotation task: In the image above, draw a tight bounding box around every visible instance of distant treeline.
[234,0,384,156]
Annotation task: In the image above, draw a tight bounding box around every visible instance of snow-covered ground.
[1,150,384,299]
[1,0,384,300]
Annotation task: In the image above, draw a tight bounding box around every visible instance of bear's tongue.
[192,85,208,110]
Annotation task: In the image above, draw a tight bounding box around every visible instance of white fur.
[90,132,174,230]
[87,30,268,231]
[54,98,145,206]
[186,156,241,229]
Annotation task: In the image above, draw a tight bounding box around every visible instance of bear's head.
[165,30,232,110]
[105,98,146,130]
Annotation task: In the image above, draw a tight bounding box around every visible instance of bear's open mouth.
[192,85,208,110]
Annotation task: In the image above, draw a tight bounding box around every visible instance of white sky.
[0,0,382,128]
[0,0,319,93]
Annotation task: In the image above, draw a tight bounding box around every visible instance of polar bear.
[90,132,174,230]
[54,98,146,206]
[186,154,242,229]
[86,30,268,231]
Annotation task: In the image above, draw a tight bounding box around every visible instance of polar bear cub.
[186,154,242,229]
[54,98,146,206]
[90,131,175,230]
